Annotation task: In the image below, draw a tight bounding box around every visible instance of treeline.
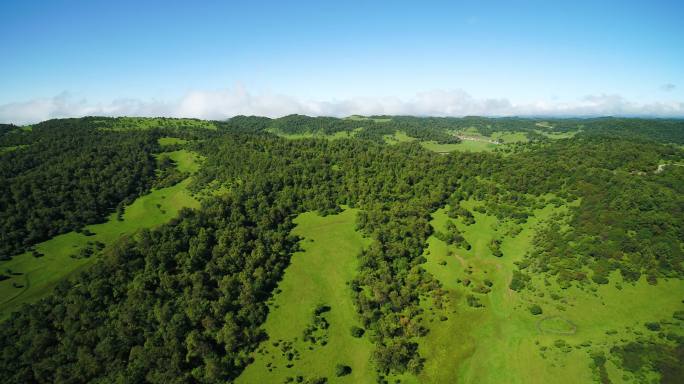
[549,117,684,144]
[0,118,160,258]
[223,114,684,145]
[0,124,18,137]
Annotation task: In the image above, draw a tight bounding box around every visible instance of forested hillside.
[0,116,682,383]
[0,119,159,258]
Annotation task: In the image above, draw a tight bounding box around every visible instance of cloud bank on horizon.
[2,87,683,125]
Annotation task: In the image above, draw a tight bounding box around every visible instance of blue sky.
[1,0,683,123]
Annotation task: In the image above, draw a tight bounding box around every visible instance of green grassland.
[384,131,416,144]
[269,129,357,140]
[381,130,500,153]
[0,152,203,319]
[421,140,497,153]
[237,208,374,384]
[158,136,190,146]
[412,200,684,383]
[491,131,529,143]
[160,149,204,173]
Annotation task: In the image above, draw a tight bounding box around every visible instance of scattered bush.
[529,304,543,315]
[674,311,684,321]
[350,326,365,338]
[644,322,661,331]
[466,295,483,308]
[335,364,352,377]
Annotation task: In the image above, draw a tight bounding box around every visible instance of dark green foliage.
[644,322,661,331]
[335,364,352,377]
[305,378,328,384]
[501,137,684,287]
[611,340,684,383]
[447,203,475,225]
[303,307,331,346]
[489,239,503,257]
[674,311,684,321]
[154,154,189,188]
[217,115,273,134]
[350,326,365,338]
[466,295,483,308]
[509,270,529,291]
[0,118,160,258]
[529,304,543,315]
[0,115,682,382]
[590,352,611,384]
[435,220,471,250]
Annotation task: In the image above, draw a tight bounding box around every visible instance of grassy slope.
[158,136,189,146]
[237,208,374,384]
[384,131,416,144]
[0,154,202,319]
[269,130,356,140]
[491,131,529,143]
[413,201,684,383]
[421,140,497,153]
[164,149,204,173]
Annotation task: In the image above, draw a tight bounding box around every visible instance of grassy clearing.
[269,129,356,140]
[160,149,204,173]
[421,140,496,153]
[413,200,684,383]
[158,136,189,146]
[538,317,577,335]
[491,131,528,143]
[237,208,374,384]
[384,131,416,144]
[0,151,204,319]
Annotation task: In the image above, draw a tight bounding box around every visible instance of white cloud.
[1,87,683,125]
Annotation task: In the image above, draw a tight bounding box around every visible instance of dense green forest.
[0,115,682,383]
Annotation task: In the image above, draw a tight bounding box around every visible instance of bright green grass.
[269,130,356,140]
[0,179,200,319]
[384,131,416,144]
[538,317,577,335]
[414,201,684,383]
[158,137,189,146]
[161,149,204,173]
[237,208,374,384]
[491,131,529,143]
[421,140,496,153]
